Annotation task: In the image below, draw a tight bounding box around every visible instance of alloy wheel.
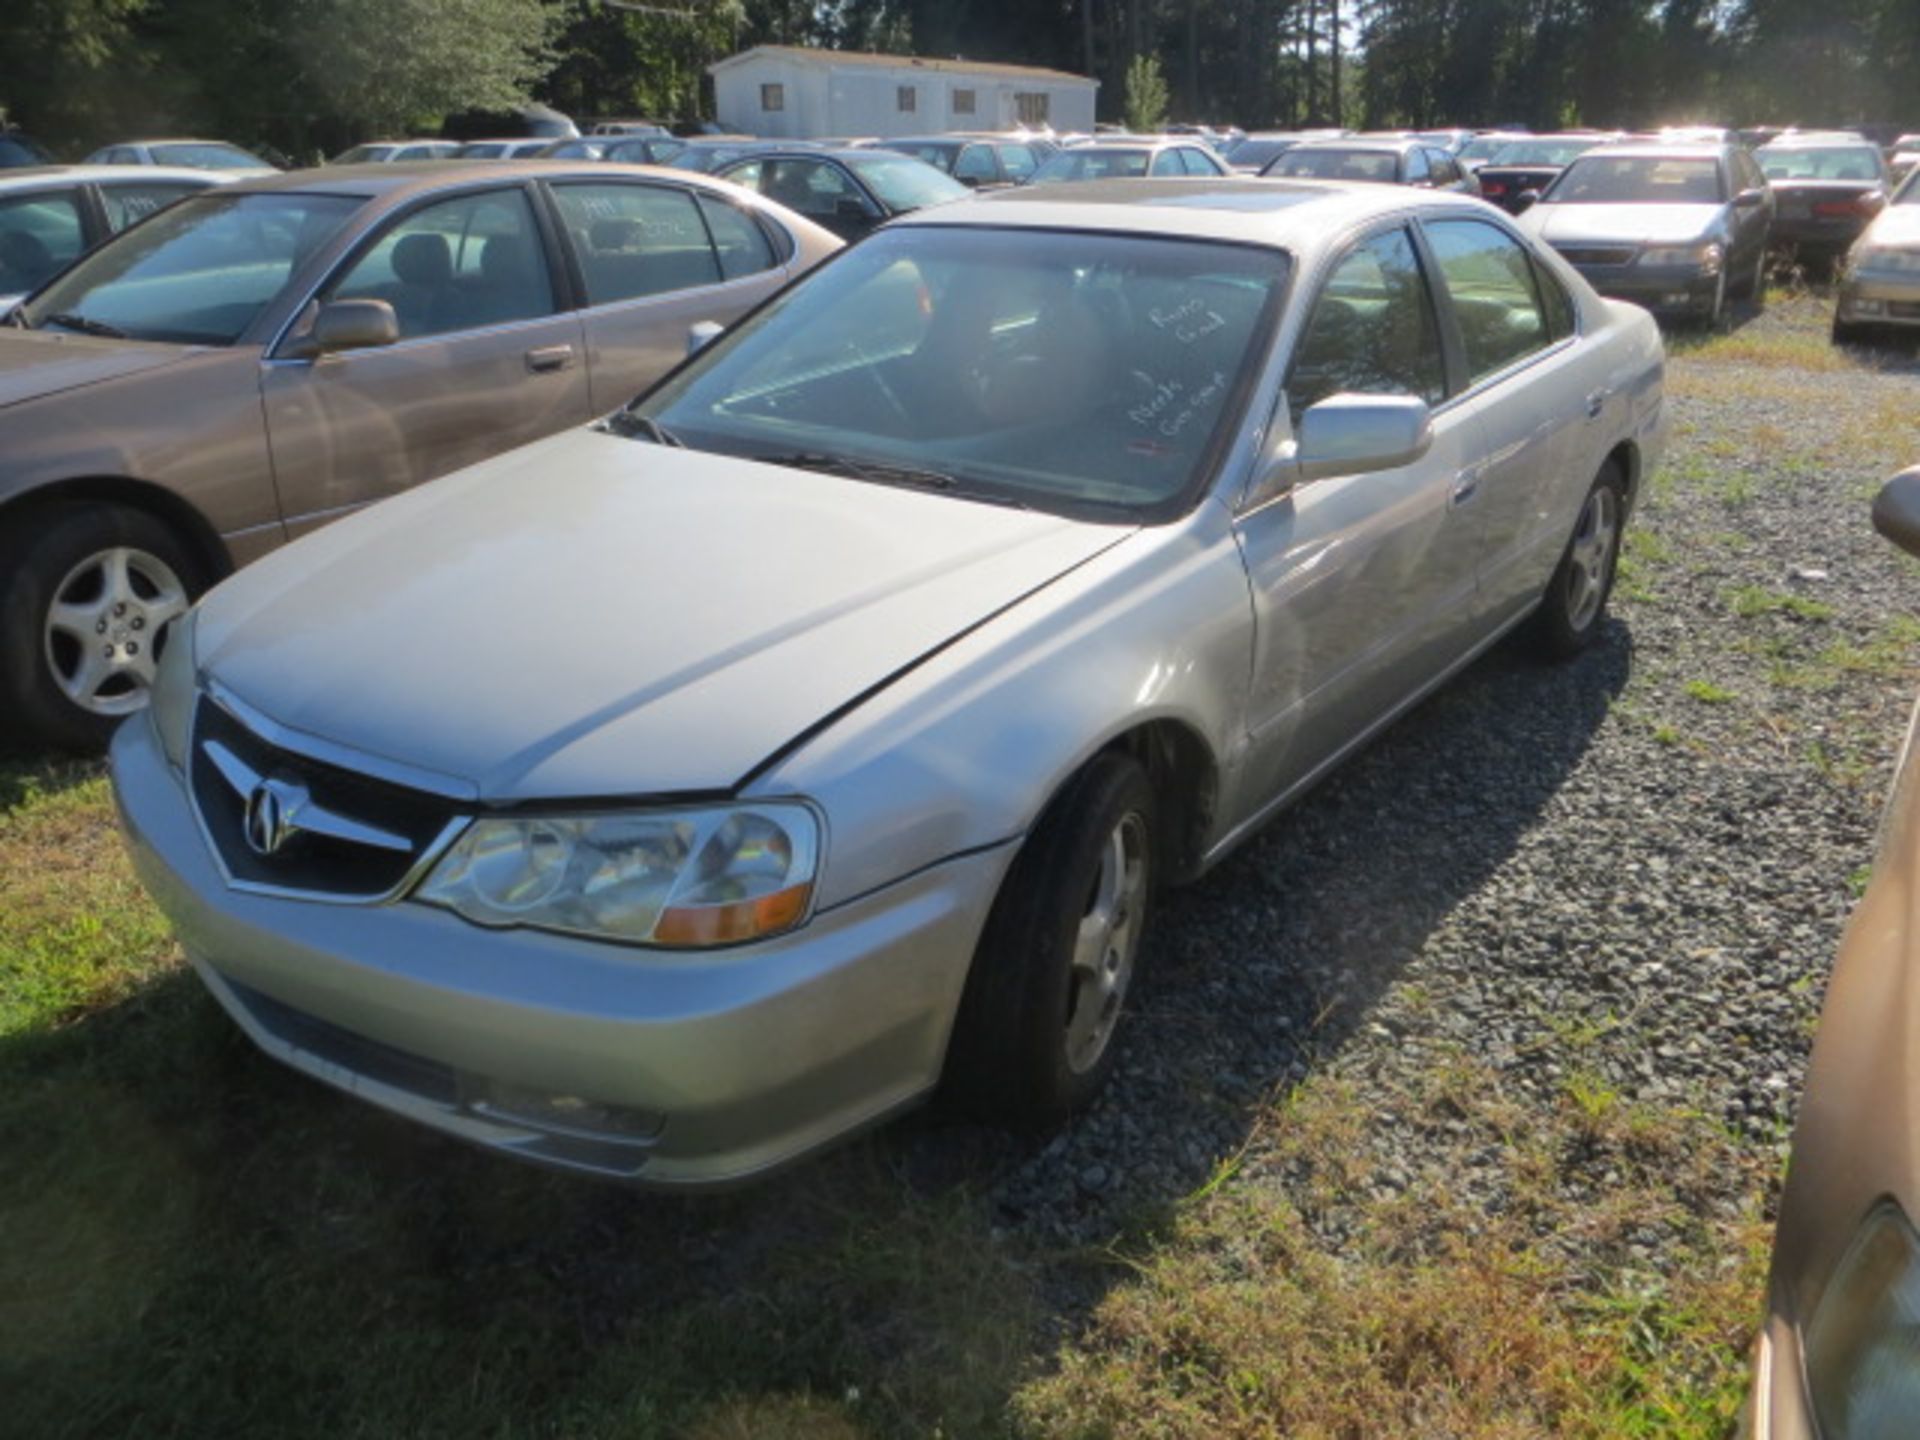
[1564,486,1620,634]
[42,546,189,715]
[1063,810,1150,1075]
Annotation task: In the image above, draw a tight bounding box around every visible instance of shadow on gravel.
[0,622,1635,1437]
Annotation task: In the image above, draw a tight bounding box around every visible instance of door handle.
[525,344,575,374]
[1450,466,1482,507]
[1585,388,1608,419]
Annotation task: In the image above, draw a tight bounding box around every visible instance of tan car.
[1746,464,1920,1436]
[0,162,840,750]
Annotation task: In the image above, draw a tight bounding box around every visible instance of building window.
[897,85,917,113]
[952,89,976,116]
[1015,92,1050,125]
[761,83,784,112]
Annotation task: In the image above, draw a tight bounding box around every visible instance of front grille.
[229,976,461,1104]
[189,694,460,898]
[1892,301,1920,320]
[1553,244,1638,268]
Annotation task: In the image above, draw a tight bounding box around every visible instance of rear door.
[261,184,592,534]
[546,179,793,412]
[0,186,89,297]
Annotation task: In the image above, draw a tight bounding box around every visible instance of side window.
[1533,257,1577,340]
[997,144,1038,182]
[552,183,723,303]
[1403,148,1430,184]
[1430,152,1460,186]
[1179,148,1216,176]
[100,182,200,232]
[953,145,999,185]
[1150,149,1185,177]
[0,190,86,294]
[1286,226,1447,427]
[327,188,554,340]
[1423,218,1550,382]
[694,192,778,279]
[761,159,873,221]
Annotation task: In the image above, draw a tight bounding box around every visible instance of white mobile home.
[709,46,1098,140]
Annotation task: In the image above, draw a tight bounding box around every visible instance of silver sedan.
[111,178,1667,1186]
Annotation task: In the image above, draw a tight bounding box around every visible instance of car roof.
[108,138,255,148]
[898,176,1488,248]
[0,164,234,189]
[202,160,738,202]
[1062,139,1202,153]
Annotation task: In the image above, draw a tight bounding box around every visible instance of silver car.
[112,178,1666,1186]
[1834,168,1920,343]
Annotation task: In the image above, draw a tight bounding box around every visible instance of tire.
[0,503,206,753]
[941,752,1157,1130]
[1530,465,1626,660]
[1701,269,1728,330]
[1740,247,1767,305]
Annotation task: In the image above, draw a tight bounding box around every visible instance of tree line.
[2,0,1914,162]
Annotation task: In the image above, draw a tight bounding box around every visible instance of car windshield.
[151,143,269,170]
[1268,148,1399,182]
[1759,146,1883,181]
[1033,149,1152,181]
[1543,155,1724,204]
[331,145,388,164]
[1489,140,1597,168]
[880,142,960,173]
[1460,135,1520,162]
[20,191,361,344]
[630,226,1289,522]
[1226,139,1298,168]
[844,153,968,212]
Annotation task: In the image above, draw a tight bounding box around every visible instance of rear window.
[150,143,269,170]
[1032,149,1152,182]
[1758,147,1884,182]
[1268,148,1400,183]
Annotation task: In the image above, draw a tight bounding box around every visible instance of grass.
[1683,679,1737,705]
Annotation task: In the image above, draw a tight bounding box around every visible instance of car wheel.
[1742,247,1767,305]
[942,752,1156,1129]
[0,503,204,752]
[1530,464,1625,660]
[1702,269,1728,329]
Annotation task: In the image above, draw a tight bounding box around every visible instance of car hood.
[1532,202,1726,247]
[195,430,1133,801]
[1863,207,1920,249]
[0,331,194,410]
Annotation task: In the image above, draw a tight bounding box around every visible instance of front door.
[261,185,592,536]
[1230,224,1487,826]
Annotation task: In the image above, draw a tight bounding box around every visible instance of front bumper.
[1836,271,1920,328]
[111,714,1013,1186]
[1567,262,1720,318]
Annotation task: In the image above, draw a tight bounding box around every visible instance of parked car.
[1222,132,1310,175]
[1415,129,1476,154]
[329,140,464,164]
[713,148,966,241]
[108,177,1664,1187]
[1028,138,1228,182]
[0,165,235,308]
[666,138,812,173]
[0,131,54,169]
[1756,135,1893,266]
[589,121,671,137]
[1459,131,1532,169]
[1890,140,1920,190]
[454,138,553,161]
[82,140,277,172]
[1473,134,1613,213]
[1515,141,1773,325]
[1833,168,1920,343]
[538,136,689,166]
[1260,137,1479,194]
[0,162,840,749]
[872,135,1052,189]
[1744,463,1920,1438]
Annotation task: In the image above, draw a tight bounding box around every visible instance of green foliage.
[1124,52,1169,133]
[545,0,747,127]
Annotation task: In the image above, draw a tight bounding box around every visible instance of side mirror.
[1511,190,1540,214]
[307,298,398,356]
[1872,466,1920,559]
[1295,394,1434,483]
[1734,187,1767,209]
[687,320,724,356]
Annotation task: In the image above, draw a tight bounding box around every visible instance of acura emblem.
[243,776,309,857]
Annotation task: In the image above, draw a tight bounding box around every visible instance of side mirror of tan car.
[1242,393,1434,510]
[304,299,400,358]
[1872,466,1920,558]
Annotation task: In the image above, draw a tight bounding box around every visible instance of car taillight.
[1815,193,1884,219]
[1482,181,1506,194]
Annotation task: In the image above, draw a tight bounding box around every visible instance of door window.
[1534,258,1577,340]
[1286,226,1446,426]
[754,159,874,224]
[1179,147,1220,175]
[1403,148,1430,184]
[953,145,999,185]
[997,144,1039,182]
[99,182,201,232]
[1428,152,1461,187]
[1422,218,1550,382]
[553,182,723,302]
[328,188,554,339]
[0,190,86,294]
[694,193,779,277]
[1150,149,1185,177]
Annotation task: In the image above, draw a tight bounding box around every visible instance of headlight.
[1803,1201,1920,1439]
[1853,247,1920,275]
[414,802,821,947]
[1638,242,1723,273]
[148,607,197,771]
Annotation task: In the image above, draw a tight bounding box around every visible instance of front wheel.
[1530,466,1625,659]
[0,503,205,752]
[942,752,1157,1129]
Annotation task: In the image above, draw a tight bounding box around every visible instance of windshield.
[1543,155,1724,204]
[1267,148,1399,183]
[1033,149,1152,182]
[631,226,1289,522]
[880,142,959,173]
[1759,146,1883,181]
[1460,135,1520,163]
[1489,139,1598,168]
[151,143,269,170]
[844,154,968,212]
[21,191,361,344]
[331,145,388,165]
[1227,139,1298,168]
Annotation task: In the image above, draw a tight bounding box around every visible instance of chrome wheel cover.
[42,546,189,715]
[1063,810,1150,1075]
[1564,486,1620,634]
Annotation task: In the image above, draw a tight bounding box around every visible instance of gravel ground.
[921,294,1920,1251]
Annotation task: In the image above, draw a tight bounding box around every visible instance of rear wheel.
[1530,465,1625,659]
[942,752,1156,1129]
[0,503,205,752]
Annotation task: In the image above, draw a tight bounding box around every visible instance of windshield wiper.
[759,452,1032,510]
[599,410,683,447]
[42,312,130,339]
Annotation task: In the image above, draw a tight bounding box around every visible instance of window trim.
[952,88,976,117]
[761,82,785,113]
[897,85,917,114]
[1410,211,1580,409]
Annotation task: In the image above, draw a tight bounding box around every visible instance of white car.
[82,139,276,172]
